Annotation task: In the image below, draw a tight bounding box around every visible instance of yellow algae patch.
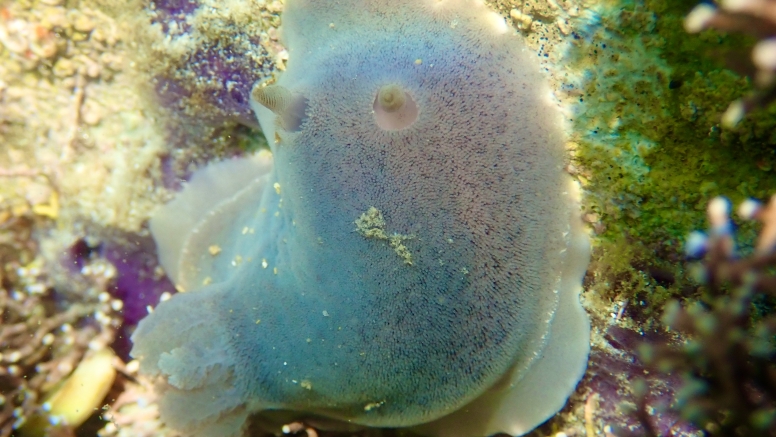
[21,349,116,436]
[31,191,59,219]
[355,207,414,265]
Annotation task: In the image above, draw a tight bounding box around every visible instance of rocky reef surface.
[0,0,774,436]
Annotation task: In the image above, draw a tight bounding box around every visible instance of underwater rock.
[152,42,271,128]
[131,1,590,436]
[152,0,199,19]
[584,325,697,436]
[145,0,281,127]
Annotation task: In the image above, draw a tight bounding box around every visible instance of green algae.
[569,0,776,310]
[211,123,268,154]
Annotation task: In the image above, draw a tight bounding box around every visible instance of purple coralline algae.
[142,0,284,127]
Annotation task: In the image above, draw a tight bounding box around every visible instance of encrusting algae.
[355,207,415,266]
[566,0,776,311]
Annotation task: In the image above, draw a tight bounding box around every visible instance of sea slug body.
[130,1,591,436]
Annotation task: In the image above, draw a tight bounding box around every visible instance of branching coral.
[624,196,776,437]
[686,0,776,126]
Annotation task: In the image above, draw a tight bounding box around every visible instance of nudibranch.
[131,0,591,436]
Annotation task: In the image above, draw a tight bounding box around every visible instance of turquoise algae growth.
[566,0,776,313]
[130,0,590,436]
